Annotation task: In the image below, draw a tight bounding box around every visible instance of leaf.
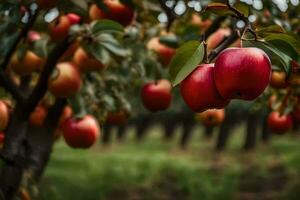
[91,20,124,34]
[256,25,286,38]
[244,40,292,73]
[264,33,300,56]
[33,39,48,58]
[159,35,179,48]
[82,42,110,65]
[204,3,233,16]
[235,2,250,17]
[169,41,204,86]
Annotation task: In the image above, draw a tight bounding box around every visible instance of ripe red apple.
[141,79,172,112]
[37,0,57,9]
[88,1,135,26]
[207,28,231,51]
[180,64,229,112]
[67,13,81,25]
[27,31,41,43]
[0,101,10,131]
[268,111,293,134]
[59,106,73,126]
[61,115,100,148]
[48,62,82,98]
[214,48,271,100]
[196,109,225,126]
[270,71,288,89]
[106,111,128,125]
[11,51,44,75]
[147,37,176,67]
[29,104,48,127]
[49,15,72,42]
[73,47,105,72]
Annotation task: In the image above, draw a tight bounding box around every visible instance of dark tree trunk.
[215,112,235,151]
[204,126,214,139]
[179,119,195,149]
[136,116,150,141]
[116,125,127,142]
[102,124,113,144]
[243,112,260,150]
[163,121,176,141]
[261,112,271,143]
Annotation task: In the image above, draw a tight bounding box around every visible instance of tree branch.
[158,0,177,31]
[199,16,227,41]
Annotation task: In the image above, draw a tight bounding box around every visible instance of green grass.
[38,125,300,200]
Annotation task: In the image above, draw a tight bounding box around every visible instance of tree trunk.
[204,126,214,139]
[116,125,127,142]
[179,119,195,149]
[215,112,235,151]
[261,112,271,143]
[243,112,259,150]
[102,124,113,144]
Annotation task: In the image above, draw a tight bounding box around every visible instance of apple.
[207,28,231,51]
[106,111,128,125]
[0,101,10,131]
[67,13,81,25]
[29,104,48,127]
[214,47,272,100]
[267,111,293,134]
[73,47,105,72]
[60,41,80,61]
[61,115,100,148]
[27,31,41,43]
[49,15,72,42]
[191,14,212,32]
[147,37,176,66]
[11,51,44,75]
[37,0,57,9]
[48,62,82,98]
[270,71,287,89]
[88,1,135,26]
[0,133,4,148]
[141,79,172,112]
[59,106,73,126]
[180,64,229,112]
[196,109,225,126]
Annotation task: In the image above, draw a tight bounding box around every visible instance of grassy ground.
[39,125,300,200]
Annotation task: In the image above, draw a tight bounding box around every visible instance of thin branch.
[158,0,177,31]
[208,29,239,62]
[24,37,73,116]
[0,72,24,103]
[199,16,227,42]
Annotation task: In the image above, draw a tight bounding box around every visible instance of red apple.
[11,51,44,75]
[180,64,229,112]
[214,47,271,100]
[29,104,48,127]
[106,111,128,125]
[27,31,41,43]
[0,101,10,131]
[141,79,172,112]
[67,13,81,25]
[61,115,100,148]
[48,62,82,98]
[88,0,135,26]
[73,47,105,72]
[196,109,225,126]
[147,37,176,66]
[0,133,4,149]
[270,71,288,89]
[268,111,293,134]
[49,15,72,42]
[207,28,231,51]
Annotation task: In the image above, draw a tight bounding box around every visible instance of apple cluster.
[181,47,272,112]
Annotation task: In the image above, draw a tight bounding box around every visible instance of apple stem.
[203,41,209,64]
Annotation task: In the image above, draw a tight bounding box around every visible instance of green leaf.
[169,41,204,86]
[91,20,124,34]
[33,39,48,58]
[244,40,292,73]
[256,25,285,38]
[264,33,300,55]
[235,2,250,17]
[159,35,179,48]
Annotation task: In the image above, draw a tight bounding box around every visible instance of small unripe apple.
[147,37,176,66]
[207,28,231,51]
[49,15,72,42]
[196,109,225,126]
[106,111,128,125]
[0,101,10,131]
[214,48,271,100]
[141,79,172,112]
[267,111,293,134]
[29,104,48,127]
[180,64,229,112]
[88,0,135,26]
[48,62,82,98]
[37,0,57,9]
[11,51,44,75]
[61,115,101,149]
[270,71,287,89]
[191,14,212,32]
[67,13,81,25]
[73,48,105,72]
